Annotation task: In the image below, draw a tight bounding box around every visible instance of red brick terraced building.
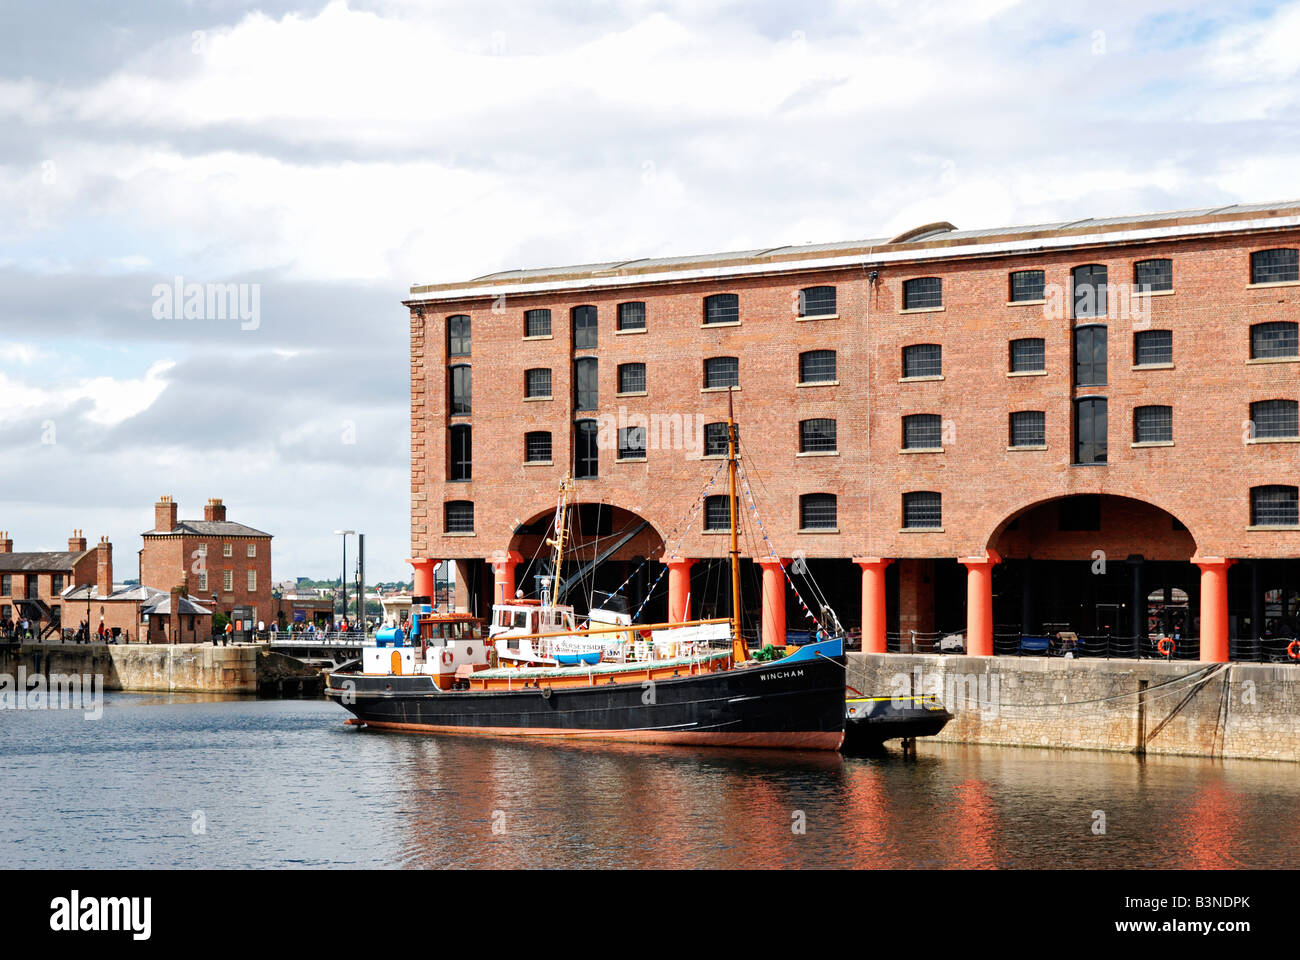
[403,201,1300,663]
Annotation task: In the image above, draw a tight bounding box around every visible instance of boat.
[325,392,848,750]
[841,690,954,753]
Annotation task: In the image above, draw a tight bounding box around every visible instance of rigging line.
[974,663,1227,711]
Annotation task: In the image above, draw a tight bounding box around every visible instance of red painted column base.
[853,557,893,654]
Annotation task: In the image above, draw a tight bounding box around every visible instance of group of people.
[1,615,34,641]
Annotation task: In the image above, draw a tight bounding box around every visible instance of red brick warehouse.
[403,201,1300,663]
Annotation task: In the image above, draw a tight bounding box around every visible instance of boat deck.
[474,649,732,681]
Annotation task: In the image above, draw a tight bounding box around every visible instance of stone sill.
[615,391,648,398]
[797,313,839,321]
[615,328,647,335]
[899,375,943,383]
[796,451,839,458]
[1007,369,1047,377]
[614,457,647,464]
[444,531,476,538]
[523,396,552,402]
[1131,441,1174,448]
[523,460,553,467]
[1246,356,1300,365]
[1247,525,1300,532]
[1007,444,1048,451]
[1006,298,1046,307]
[1132,288,1174,297]
[1132,363,1174,370]
[900,527,944,533]
[522,335,553,341]
[900,306,944,314]
[899,447,944,454]
[700,320,742,329]
[1247,280,1300,290]
[1246,436,1300,444]
[701,386,740,393]
[798,528,840,535]
[797,380,839,388]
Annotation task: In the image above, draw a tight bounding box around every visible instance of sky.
[1,0,1299,581]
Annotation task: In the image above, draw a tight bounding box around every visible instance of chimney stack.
[0,531,10,554]
[69,529,87,552]
[204,498,227,523]
[96,536,113,597]
[156,495,178,533]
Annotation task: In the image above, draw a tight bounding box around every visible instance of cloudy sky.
[2,0,1298,581]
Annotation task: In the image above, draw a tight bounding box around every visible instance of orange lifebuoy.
[441,649,453,667]
[1157,637,1176,657]
[1288,640,1300,661]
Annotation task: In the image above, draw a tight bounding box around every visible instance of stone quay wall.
[3,643,260,694]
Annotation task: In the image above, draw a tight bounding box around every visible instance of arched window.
[798,350,837,383]
[617,301,646,331]
[572,305,598,349]
[1251,248,1299,284]
[902,277,942,310]
[1134,258,1172,292]
[448,315,471,357]
[1250,399,1299,439]
[524,431,552,463]
[1251,485,1299,527]
[799,418,836,453]
[449,364,472,415]
[799,493,837,530]
[574,357,598,410]
[1251,321,1298,359]
[703,356,739,389]
[902,491,941,529]
[902,344,941,378]
[798,286,836,317]
[703,293,740,325]
[704,495,732,531]
[1072,264,1108,319]
[1133,405,1173,444]
[902,414,942,450]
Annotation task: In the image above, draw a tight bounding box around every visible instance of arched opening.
[986,494,1198,657]
[508,503,665,619]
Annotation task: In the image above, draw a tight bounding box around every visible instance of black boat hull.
[326,655,846,751]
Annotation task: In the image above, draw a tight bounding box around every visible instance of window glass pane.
[800,494,837,529]
[450,365,472,415]
[525,431,552,462]
[617,301,646,330]
[1251,399,1299,438]
[1251,321,1299,359]
[704,495,732,531]
[1251,248,1300,284]
[572,305,598,349]
[1009,270,1045,302]
[525,367,551,398]
[1134,259,1173,292]
[799,350,836,382]
[448,315,471,356]
[799,286,836,317]
[1252,485,1299,526]
[1009,411,1046,447]
[799,418,836,453]
[1074,326,1108,386]
[450,425,472,480]
[618,426,646,459]
[618,363,646,394]
[902,414,942,449]
[704,356,739,388]
[574,358,598,410]
[704,294,740,324]
[704,422,729,457]
[1134,405,1173,443]
[1010,338,1045,372]
[903,277,942,310]
[525,309,552,337]
[1075,398,1108,464]
[1134,330,1173,365]
[445,501,474,533]
[574,420,599,478]
[902,344,941,378]
[1073,265,1108,319]
[902,492,941,528]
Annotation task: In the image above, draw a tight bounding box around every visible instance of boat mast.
[727,389,746,662]
[544,476,571,609]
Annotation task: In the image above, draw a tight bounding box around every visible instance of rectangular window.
[800,493,837,530]
[1134,329,1173,366]
[902,277,942,310]
[448,315,471,357]
[450,365,472,415]
[1,575,10,596]
[525,431,552,463]
[525,309,552,338]
[1252,485,1299,526]
[450,425,472,481]
[704,495,732,531]
[618,426,647,460]
[444,501,475,534]
[799,418,837,453]
[1134,405,1173,444]
[525,367,552,399]
[52,573,64,595]
[1059,495,1101,531]
[1074,326,1108,386]
[1009,411,1046,448]
[247,570,257,592]
[197,572,208,593]
[1251,248,1300,284]
[704,422,729,457]
[1250,399,1299,439]
[247,543,256,558]
[574,358,598,410]
[1075,398,1108,464]
[902,414,942,450]
[574,421,599,479]
[1009,269,1045,302]
[1251,321,1299,359]
[1134,259,1173,292]
[799,286,837,317]
[223,543,233,558]
[1073,264,1108,319]
[704,357,739,389]
[25,576,37,599]
[572,305,598,349]
[1009,338,1045,373]
[703,293,740,325]
[902,344,942,378]
[197,543,207,556]
[223,570,234,592]
[798,350,837,383]
[617,302,646,331]
[617,363,646,394]
[902,491,942,529]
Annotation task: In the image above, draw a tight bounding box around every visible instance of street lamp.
[334,530,354,632]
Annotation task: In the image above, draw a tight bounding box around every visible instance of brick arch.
[985,493,1198,562]
[507,501,666,566]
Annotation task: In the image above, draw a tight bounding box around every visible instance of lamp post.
[334,530,354,632]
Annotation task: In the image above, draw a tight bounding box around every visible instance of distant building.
[139,496,273,625]
[0,530,98,637]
